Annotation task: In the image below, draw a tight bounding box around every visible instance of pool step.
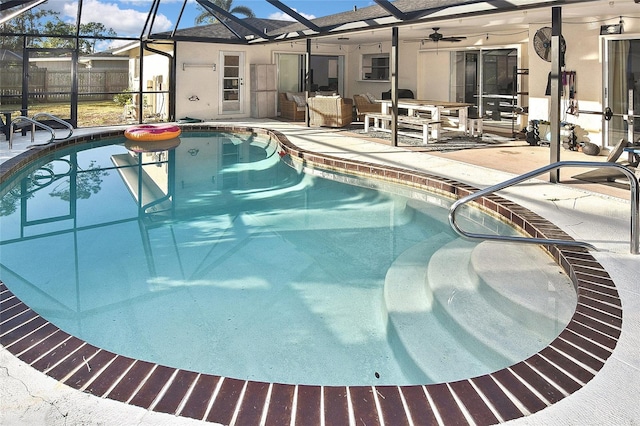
[384,237,576,383]
[427,238,574,368]
[384,234,498,384]
[469,241,576,341]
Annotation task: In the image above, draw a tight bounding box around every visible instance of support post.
[391,26,399,147]
[305,38,311,127]
[549,7,562,183]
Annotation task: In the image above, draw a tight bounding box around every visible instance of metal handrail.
[449,161,639,255]
[9,116,55,148]
[32,113,74,140]
[9,114,74,149]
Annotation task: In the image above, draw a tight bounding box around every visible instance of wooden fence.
[0,68,129,103]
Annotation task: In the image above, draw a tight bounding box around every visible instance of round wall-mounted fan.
[426,27,466,43]
[533,27,566,62]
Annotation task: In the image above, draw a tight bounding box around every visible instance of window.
[361,53,389,80]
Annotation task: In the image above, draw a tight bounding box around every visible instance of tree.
[41,18,76,50]
[79,22,117,54]
[1,9,117,54]
[194,0,255,26]
[0,8,54,52]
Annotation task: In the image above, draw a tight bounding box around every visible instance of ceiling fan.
[425,27,466,43]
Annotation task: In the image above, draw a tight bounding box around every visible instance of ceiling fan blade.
[440,36,465,42]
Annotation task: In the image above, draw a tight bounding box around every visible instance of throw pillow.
[292,94,306,107]
[365,93,377,103]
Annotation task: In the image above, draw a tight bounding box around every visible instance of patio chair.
[279,92,306,121]
[353,94,381,121]
[308,95,353,128]
[572,139,638,186]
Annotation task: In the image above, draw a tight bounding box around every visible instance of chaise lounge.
[572,139,639,188]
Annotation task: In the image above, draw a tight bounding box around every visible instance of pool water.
[0,131,576,386]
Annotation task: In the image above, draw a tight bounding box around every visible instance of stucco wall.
[171,21,627,146]
[175,42,270,120]
[416,48,452,101]
[528,22,604,143]
[348,40,418,100]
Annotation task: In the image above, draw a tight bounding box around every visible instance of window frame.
[360,53,390,81]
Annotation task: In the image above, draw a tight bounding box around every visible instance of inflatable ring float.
[124,124,181,142]
[125,137,181,153]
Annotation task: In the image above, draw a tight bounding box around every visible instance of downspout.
[143,41,176,122]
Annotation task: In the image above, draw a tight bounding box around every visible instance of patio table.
[378,99,472,140]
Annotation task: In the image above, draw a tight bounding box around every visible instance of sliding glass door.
[604,38,640,146]
[452,48,518,125]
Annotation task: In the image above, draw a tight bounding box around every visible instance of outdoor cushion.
[291,94,306,107]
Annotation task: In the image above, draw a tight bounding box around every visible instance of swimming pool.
[3,125,620,424]
[0,128,577,385]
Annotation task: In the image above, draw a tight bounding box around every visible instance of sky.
[41,0,378,39]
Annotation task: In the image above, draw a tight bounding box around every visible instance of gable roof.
[153,18,294,43]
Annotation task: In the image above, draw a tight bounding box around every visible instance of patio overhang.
[0,0,611,46]
[245,0,603,46]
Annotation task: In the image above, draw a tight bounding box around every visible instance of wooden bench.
[364,113,442,144]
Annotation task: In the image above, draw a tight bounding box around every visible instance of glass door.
[220,51,244,114]
[481,49,517,122]
[452,51,479,115]
[604,38,640,146]
[25,48,76,126]
[276,53,305,92]
[275,53,306,116]
[309,55,344,94]
[452,48,517,126]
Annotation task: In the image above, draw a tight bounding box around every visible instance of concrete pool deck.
[1,120,638,425]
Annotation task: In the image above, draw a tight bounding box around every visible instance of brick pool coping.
[0,125,622,425]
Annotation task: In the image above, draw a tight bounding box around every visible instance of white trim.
[219,51,245,115]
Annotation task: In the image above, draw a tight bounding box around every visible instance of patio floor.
[1,120,638,425]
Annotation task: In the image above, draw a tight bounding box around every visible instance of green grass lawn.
[2,100,136,128]
[33,100,126,127]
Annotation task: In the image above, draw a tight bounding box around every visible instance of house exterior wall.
[410,24,610,144]
[84,59,128,70]
[175,41,276,119]
[348,40,417,100]
[166,16,637,147]
[416,48,451,101]
[528,21,608,144]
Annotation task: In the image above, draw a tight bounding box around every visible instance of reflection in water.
[0,131,440,385]
[0,156,107,220]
